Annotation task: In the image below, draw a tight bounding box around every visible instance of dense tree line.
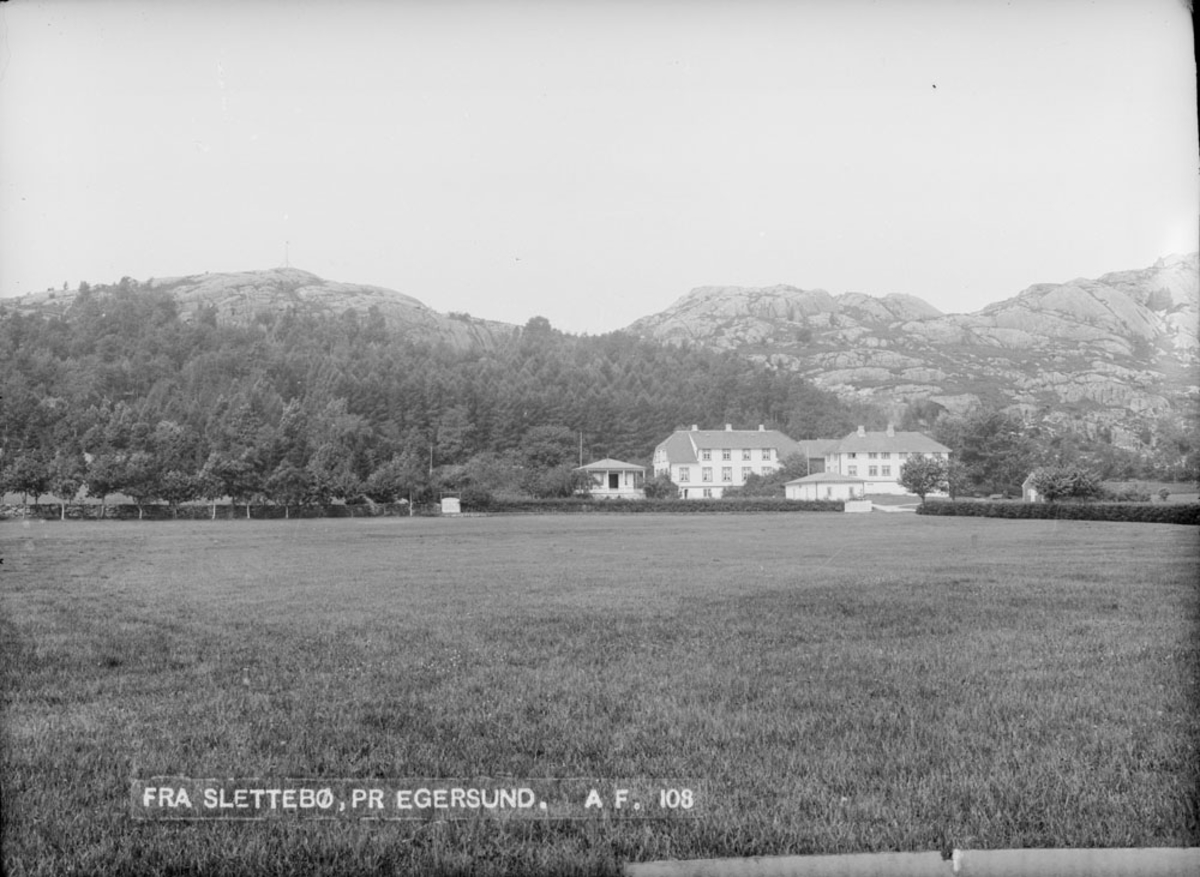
[3,283,1194,514]
[0,284,874,511]
[900,399,1199,497]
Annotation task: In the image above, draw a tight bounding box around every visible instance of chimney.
[758,424,765,431]
[691,424,699,431]
[725,423,733,431]
[886,423,895,437]
[857,425,866,437]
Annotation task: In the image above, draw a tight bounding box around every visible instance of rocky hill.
[8,268,521,351]
[627,253,1199,446]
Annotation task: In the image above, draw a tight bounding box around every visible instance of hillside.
[8,268,520,352]
[627,253,1199,447]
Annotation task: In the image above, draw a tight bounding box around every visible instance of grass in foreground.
[2,513,1198,876]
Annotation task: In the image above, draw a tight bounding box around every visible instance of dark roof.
[655,428,803,464]
[831,430,950,454]
[796,439,840,458]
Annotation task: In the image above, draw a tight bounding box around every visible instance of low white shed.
[784,472,866,501]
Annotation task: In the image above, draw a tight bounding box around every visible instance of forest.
[1,282,1194,513]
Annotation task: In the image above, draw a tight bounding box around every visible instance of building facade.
[814,425,951,495]
[652,424,803,499]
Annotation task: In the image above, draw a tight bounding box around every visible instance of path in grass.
[3,514,1197,876]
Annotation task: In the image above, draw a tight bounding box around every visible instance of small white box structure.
[843,500,873,513]
[440,497,461,515]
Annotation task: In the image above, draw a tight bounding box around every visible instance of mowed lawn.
[2,513,1197,876]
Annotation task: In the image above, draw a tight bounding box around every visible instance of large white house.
[652,424,803,498]
[814,425,950,495]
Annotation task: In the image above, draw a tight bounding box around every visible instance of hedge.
[0,502,428,521]
[464,497,844,514]
[1,497,844,521]
[917,499,1200,525]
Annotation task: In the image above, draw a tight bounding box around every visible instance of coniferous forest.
[0,284,874,512]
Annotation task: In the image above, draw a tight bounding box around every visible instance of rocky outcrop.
[12,268,521,351]
[628,253,1199,444]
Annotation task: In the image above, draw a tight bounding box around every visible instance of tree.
[265,460,311,518]
[526,462,591,498]
[1028,466,1102,502]
[48,450,87,520]
[643,473,679,499]
[198,450,260,519]
[519,424,578,469]
[1,454,50,507]
[83,452,124,519]
[307,443,362,504]
[196,453,228,520]
[159,469,199,518]
[120,450,161,519]
[899,455,948,503]
[936,409,1034,496]
[723,453,808,498]
[944,458,968,501]
[364,455,419,504]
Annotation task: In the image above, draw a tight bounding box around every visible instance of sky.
[1,0,1196,334]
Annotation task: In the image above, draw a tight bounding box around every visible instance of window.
[881,466,891,477]
[741,467,752,481]
[847,465,857,476]
[848,452,857,459]
[702,467,713,482]
[868,466,878,477]
[868,452,878,459]
[702,488,713,498]
[761,448,773,461]
[881,452,890,459]
[701,449,711,461]
[722,449,731,461]
[721,467,733,482]
[678,467,690,483]
[742,449,752,461]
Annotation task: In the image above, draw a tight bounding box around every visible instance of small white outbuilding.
[784,472,866,501]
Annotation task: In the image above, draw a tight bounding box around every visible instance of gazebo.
[575,459,646,499]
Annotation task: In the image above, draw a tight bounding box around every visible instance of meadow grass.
[2,513,1198,875]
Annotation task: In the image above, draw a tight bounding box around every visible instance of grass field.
[2,513,1198,876]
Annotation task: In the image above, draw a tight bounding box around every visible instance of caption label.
[131,777,705,820]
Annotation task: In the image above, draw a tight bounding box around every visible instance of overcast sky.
[1,0,1196,334]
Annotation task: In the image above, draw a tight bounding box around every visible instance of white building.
[784,472,866,501]
[815,425,950,496]
[575,459,646,499]
[652,424,803,499]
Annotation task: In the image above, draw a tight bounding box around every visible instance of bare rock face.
[6,267,521,351]
[627,253,1199,444]
[143,268,522,349]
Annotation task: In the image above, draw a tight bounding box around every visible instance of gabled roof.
[796,439,841,458]
[654,428,803,464]
[785,472,866,485]
[831,429,950,454]
[575,458,646,471]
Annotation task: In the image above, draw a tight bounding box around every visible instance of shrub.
[916,500,1200,525]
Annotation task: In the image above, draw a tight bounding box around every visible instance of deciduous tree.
[899,455,948,503]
